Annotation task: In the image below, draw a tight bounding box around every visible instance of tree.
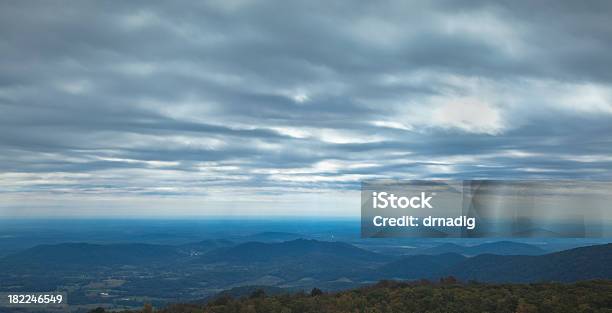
[249,289,266,299]
[439,276,458,284]
[515,300,537,313]
[212,294,233,305]
[143,303,153,313]
[310,287,323,297]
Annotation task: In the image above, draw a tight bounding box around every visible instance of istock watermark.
[361,180,612,238]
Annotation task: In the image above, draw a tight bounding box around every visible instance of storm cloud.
[1,1,612,216]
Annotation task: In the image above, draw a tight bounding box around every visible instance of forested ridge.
[92,279,612,313]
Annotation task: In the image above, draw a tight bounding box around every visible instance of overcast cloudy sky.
[1,1,612,217]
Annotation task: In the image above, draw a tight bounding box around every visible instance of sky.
[1,1,612,217]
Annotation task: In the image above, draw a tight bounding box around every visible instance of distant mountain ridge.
[0,242,181,270]
[0,239,234,271]
[239,232,308,242]
[201,239,389,263]
[443,243,612,283]
[378,243,612,283]
[420,241,546,256]
[178,239,234,255]
[0,240,609,285]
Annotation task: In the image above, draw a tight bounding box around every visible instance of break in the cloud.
[1,1,612,217]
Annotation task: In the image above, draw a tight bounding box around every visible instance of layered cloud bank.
[1,1,612,216]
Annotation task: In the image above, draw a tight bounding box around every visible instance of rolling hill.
[0,242,182,271]
[0,240,609,289]
[444,243,612,283]
[371,243,611,283]
[200,239,390,263]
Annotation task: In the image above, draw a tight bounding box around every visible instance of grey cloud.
[1,1,612,216]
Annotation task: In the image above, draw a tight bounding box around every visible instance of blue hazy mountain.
[201,239,389,263]
[177,239,234,255]
[0,243,183,271]
[375,243,611,283]
[0,239,236,271]
[238,232,309,242]
[1,240,608,282]
[420,241,546,256]
[443,243,612,283]
[0,239,610,309]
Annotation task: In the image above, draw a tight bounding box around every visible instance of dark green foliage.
[100,280,612,313]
